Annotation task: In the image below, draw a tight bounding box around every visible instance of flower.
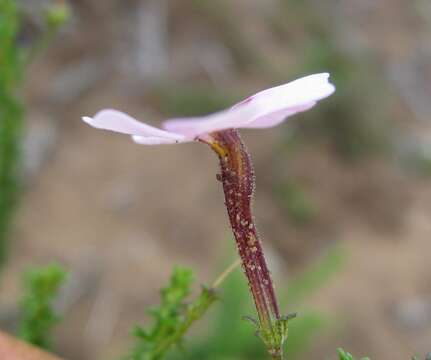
[82,73,335,143]
[82,72,335,360]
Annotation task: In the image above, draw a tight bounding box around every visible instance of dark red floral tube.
[207,129,290,359]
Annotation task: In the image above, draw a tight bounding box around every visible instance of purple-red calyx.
[207,129,286,358]
[81,73,335,359]
[209,130,278,322]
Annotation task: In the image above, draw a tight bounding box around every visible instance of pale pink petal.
[241,102,315,129]
[163,73,334,137]
[82,109,187,142]
[162,104,258,139]
[241,73,334,128]
[131,135,185,145]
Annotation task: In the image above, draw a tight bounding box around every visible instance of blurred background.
[1,0,431,359]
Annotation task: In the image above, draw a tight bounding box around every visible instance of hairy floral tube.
[207,129,289,359]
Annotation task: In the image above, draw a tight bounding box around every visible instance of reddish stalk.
[206,129,289,358]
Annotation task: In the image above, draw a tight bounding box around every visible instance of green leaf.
[125,266,218,360]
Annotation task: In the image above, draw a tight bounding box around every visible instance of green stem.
[152,287,217,357]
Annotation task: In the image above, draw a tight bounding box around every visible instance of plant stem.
[212,258,241,288]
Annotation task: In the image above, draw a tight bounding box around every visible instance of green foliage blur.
[125,266,218,360]
[337,348,370,360]
[0,0,24,270]
[274,180,317,225]
[45,2,71,30]
[0,0,69,273]
[411,353,431,360]
[18,264,68,350]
